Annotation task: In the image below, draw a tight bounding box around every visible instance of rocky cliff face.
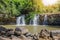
[39,14,60,25]
[0,13,60,25]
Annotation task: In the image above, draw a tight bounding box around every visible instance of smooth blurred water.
[43,15,48,25]
[30,14,39,26]
[16,15,25,26]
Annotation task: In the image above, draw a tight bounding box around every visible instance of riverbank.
[0,25,60,40]
[2,25,60,33]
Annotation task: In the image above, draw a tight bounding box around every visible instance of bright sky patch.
[42,0,58,6]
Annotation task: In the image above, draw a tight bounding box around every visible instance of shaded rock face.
[39,14,60,25]
[0,13,60,25]
[47,14,60,25]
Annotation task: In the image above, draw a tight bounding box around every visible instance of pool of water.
[2,25,60,33]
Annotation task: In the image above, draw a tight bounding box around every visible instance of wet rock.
[5,29,14,37]
[14,31,21,36]
[0,36,11,40]
[14,27,21,36]
[14,27,29,36]
[12,36,22,40]
[0,37,4,40]
[0,26,7,31]
[24,32,33,37]
[39,29,50,39]
[33,34,39,40]
[51,30,60,36]
[0,26,60,40]
[50,30,60,40]
[0,26,7,36]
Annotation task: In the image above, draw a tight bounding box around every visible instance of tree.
[0,0,60,18]
[0,0,20,18]
[0,0,35,17]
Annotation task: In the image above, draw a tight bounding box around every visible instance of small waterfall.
[30,14,39,26]
[29,14,39,33]
[33,14,39,26]
[16,15,25,26]
[43,15,48,25]
[33,14,39,33]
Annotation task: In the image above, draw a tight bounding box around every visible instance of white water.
[33,14,39,26]
[16,14,48,33]
[43,15,48,25]
[30,14,39,26]
[16,15,25,26]
[29,14,39,33]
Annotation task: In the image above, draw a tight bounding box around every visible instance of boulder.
[33,34,39,40]
[15,27,29,35]
[0,26,7,31]
[39,29,50,39]
[5,29,14,37]
[24,32,33,37]
[50,30,60,40]
[0,26,7,36]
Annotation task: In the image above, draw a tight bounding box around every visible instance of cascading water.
[30,14,39,26]
[16,15,25,26]
[43,15,48,25]
[33,14,39,33]
[33,14,39,26]
[30,14,39,33]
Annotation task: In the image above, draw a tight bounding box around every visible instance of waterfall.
[33,14,39,26]
[33,14,39,33]
[30,14,39,26]
[16,15,25,26]
[43,15,48,25]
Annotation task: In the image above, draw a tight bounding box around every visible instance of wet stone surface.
[0,26,60,40]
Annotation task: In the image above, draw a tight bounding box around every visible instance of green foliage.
[0,0,60,18]
[0,0,34,17]
[25,12,35,24]
[0,0,20,18]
